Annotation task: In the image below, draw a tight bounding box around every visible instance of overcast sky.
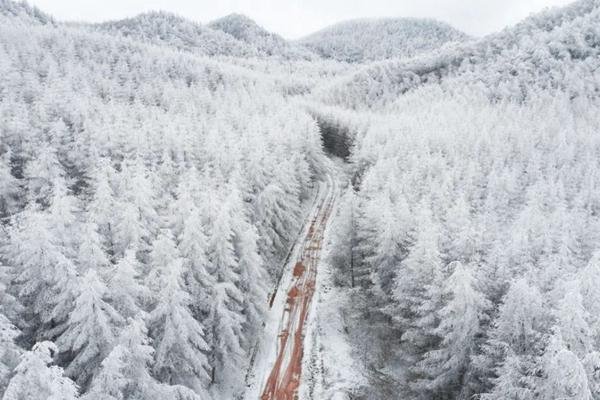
[28,0,575,39]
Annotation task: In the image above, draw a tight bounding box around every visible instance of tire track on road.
[260,174,337,400]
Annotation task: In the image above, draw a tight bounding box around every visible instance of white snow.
[299,160,368,400]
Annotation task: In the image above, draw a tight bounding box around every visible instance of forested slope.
[209,13,314,60]
[92,12,317,60]
[91,12,260,58]
[0,0,53,25]
[2,0,600,399]
[323,1,600,399]
[316,0,600,109]
[0,6,327,399]
[298,18,467,63]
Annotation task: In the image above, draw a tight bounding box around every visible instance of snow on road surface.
[259,172,336,400]
[244,165,340,400]
[300,161,368,400]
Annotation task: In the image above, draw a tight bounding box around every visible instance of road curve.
[260,175,337,400]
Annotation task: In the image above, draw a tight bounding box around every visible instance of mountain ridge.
[298,17,468,63]
[314,0,600,109]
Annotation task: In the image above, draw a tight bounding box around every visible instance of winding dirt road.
[260,176,337,400]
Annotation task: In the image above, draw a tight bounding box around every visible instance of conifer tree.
[481,353,536,400]
[23,144,64,205]
[541,331,591,400]
[87,159,118,256]
[393,201,443,350]
[474,279,545,394]
[579,252,600,344]
[84,318,170,400]
[416,262,490,398]
[147,232,211,394]
[178,206,213,318]
[328,187,358,287]
[228,184,267,347]
[0,314,21,396]
[3,341,79,400]
[370,193,410,295]
[0,150,19,217]
[56,270,123,387]
[556,281,593,358]
[107,249,149,320]
[77,221,110,274]
[583,352,600,400]
[6,206,78,340]
[205,199,246,388]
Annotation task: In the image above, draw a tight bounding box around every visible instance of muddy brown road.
[260,178,336,400]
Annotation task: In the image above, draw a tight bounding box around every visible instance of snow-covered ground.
[243,158,363,400]
[300,256,369,400]
[243,168,331,400]
[299,161,367,400]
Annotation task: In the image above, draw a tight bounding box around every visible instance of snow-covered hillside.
[298,17,467,63]
[0,0,54,25]
[92,12,318,60]
[316,0,600,109]
[2,0,600,399]
[0,4,329,400]
[209,13,315,60]
[319,1,600,399]
[91,12,260,58]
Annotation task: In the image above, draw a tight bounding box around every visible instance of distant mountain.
[0,0,54,25]
[93,11,259,58]
[298,18,467,63]
[315,0,600,109]
[209,13,314,59]
[93,12,316,60]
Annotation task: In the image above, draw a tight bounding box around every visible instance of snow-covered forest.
[1,0,600,399]
[0,2,329,398]
[324,1,600,398]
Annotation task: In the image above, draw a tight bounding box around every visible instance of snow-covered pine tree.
[583,352,600,400]
[87,158,118,258]
[147,231,211,395]
[113,161,158,257]
[328,187,358,287]
[55,270,123,387]
[415,262,490,399]
[0,150,19,217]
[46,178,80,254]
[205,197,246,389]
[23,144,64,206]
[113,202,145,259]
[5,205,78,341]
[579,252,600,345]
[107,249,149,320]
[84,317,191,400]
[541,331,591,400]
[556,281,593,359]
[370,192,410,296]
[255,176,300,265]
[177,198,213,320]
[481,352,536,400]
[228,181,268,349]
[3,341,79,400]
[442,194,478,265]
[392,200,443,351]
[0,314,21,396]
[169,167,201,239]
[474,278,545,394]
[77,220,110,274]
